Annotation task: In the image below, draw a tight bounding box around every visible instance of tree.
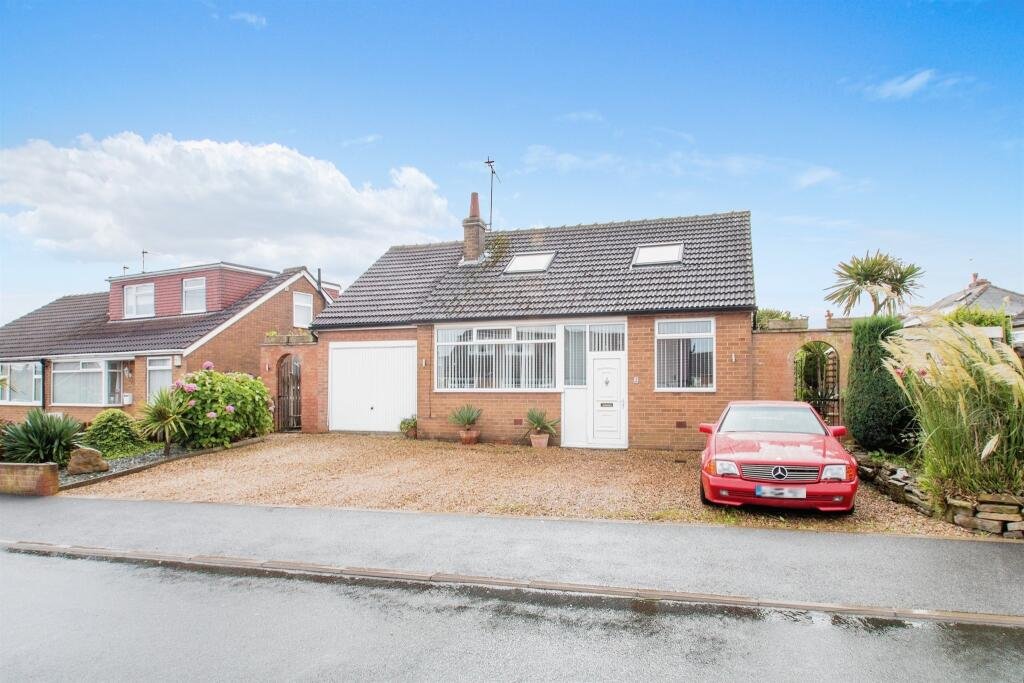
[824,250,924,316]
[844,316,914,452]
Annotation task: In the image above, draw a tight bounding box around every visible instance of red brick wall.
[108,267,271,320]
[189,276,325,378]
[627,311,755,450]
[751,329,853,401]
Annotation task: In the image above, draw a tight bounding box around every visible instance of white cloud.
[341,133,382,147]
[856,68,974,101]
[794,165,840,189]
[230,12,267,28]
[652,127,696,144]
[0,132,454,282]
[556,111,605,124]
[521,144,620,173]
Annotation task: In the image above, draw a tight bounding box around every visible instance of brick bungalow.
[262,194,767,450]
[0,262,336,424]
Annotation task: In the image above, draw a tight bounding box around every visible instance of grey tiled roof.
[919,281,1024,318]
[0,272,295,358]
[314,211,755,328]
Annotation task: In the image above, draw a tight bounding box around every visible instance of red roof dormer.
[107,262,276,321]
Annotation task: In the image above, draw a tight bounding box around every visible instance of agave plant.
[137,388,190,456]
[448,404,483,429]
[1,409,83,465]
[524,408,559,435]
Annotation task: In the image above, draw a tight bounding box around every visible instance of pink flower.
[895,368,906,378]
[225,404,236,413]
[917,368,928,378]
[206,411,217,419]
[202,360,215,370]
[174,379,184,389]
[187,400,196,407]
[183,383,198,393]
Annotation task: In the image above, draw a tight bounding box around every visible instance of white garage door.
[329,341,417,432]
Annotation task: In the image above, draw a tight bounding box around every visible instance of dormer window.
[182,277,207,314]
[505,252,555,274]
[124,283,155,318]
[633,243,683,266]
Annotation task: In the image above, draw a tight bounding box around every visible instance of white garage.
[328,341,417,432]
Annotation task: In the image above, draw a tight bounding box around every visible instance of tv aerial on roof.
[484,157,501,229]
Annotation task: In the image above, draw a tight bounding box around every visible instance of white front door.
[329,341,417,431]
[588,354,627,447]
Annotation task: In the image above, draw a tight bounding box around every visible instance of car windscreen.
[718,405,827,435]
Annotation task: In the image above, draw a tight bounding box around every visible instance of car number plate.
[755,485,806,499]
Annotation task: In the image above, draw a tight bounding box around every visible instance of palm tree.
[137,388,189,456]
[824,250,924,316]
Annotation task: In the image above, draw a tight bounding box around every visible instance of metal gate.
[276,354,301,431]
[795,342,841,425]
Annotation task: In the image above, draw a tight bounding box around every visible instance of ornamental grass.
[882,323,1024,498]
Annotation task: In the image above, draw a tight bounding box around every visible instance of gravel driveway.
[68,432,969,537]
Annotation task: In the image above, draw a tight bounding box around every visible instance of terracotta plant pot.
[529,432,550,448]
[459,429,480,445]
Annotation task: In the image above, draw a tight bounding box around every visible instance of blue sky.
[1,0,1022,325]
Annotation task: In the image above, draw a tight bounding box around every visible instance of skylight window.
[505,252,555,273]
[632,243,683,266]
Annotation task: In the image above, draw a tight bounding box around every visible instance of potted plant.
[448,405,483,445]
[524,408,559,448]
[399,416,418,439]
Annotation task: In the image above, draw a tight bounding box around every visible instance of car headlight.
[822,464,853,481]
[715,460,740,476]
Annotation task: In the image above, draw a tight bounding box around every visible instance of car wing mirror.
[829,425,847,438]
[698,422,714,435]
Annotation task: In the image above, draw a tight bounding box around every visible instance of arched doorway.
[794,341,840,424]
[276,354,302,431]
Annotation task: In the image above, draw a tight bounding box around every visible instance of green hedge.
[844,316,914,452]
[82,408,148,458]
[176,367,273,449]
[945,305,1013,345]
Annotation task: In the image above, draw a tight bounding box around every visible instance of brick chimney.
[462,192,487,262]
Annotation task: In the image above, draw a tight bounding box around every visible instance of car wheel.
[699,478,712,505]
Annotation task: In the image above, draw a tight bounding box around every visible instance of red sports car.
[698,401,858,513]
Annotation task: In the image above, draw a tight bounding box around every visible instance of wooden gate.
[795,342,841,425]
[276,354,301,431]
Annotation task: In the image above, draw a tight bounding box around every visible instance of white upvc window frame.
[434,322,560,393]
[632,242,684,267]
[654,317,716,392]
[51,358,131,407]
[0,361,43,405]
[124,283,155,318]
[293,291,314,328]
[181,277,207,314]
[146,356,174,401]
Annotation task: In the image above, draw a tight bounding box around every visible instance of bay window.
[52,359,129,405]
[655,319,715,390]
[0,362,43,404]
[124,283,155,318]
[435,325,557,390]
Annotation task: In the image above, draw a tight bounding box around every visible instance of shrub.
[448,405,482,429]
[138,389,190,456]
[176,368,273,449]
[399,416,417,433]
[945,305,1012,345]
[82,408,147,458]
[0,418,12,458]
[1,409,83,465]
[844,316,913,452]
[883,324,1024,497]
[755,308,792,330]
[524,408,559,435]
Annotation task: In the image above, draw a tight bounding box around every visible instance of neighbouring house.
[904,272,1023,352]
[0,262,337,425]
[261,193,761,449]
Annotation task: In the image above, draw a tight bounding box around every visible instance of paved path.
[5,551,1023,681]
[2,496,1021,616]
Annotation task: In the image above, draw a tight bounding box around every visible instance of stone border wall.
[855,454,1023,539]
[0,462,59,496]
